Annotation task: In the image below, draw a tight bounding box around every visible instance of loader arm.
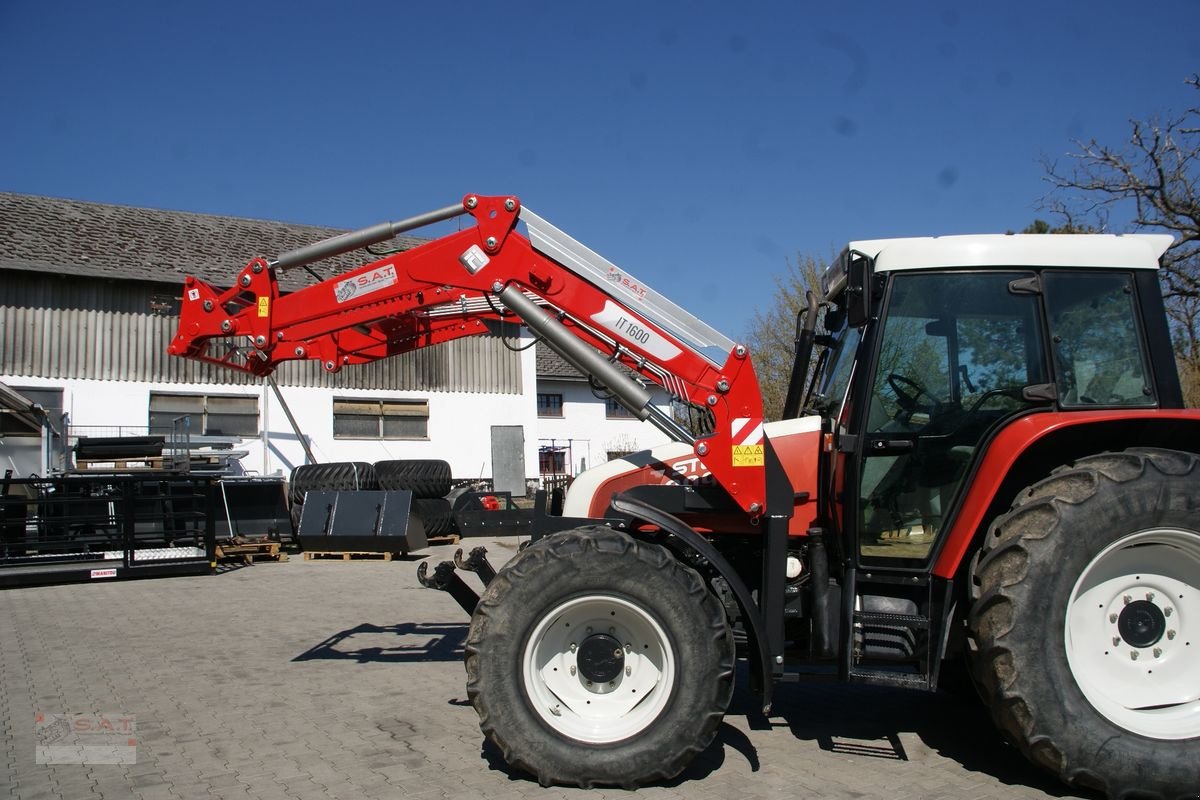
[169,194,768,515]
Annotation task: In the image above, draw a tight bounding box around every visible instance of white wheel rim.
[522,594,676,744]
[1065,527,1200,739]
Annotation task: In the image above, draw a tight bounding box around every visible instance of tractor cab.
[813,233,1174,568]
[799,233,1179,687]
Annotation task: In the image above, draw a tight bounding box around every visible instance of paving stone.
[0,536,1083,800]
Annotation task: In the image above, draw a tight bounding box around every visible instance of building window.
[537,393,564,417]
[539,448,566,474]
[149,392,259,436]
[333,398,429,440]
[605,397,636,419]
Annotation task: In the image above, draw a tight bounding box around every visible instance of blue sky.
[2,1,1198,337]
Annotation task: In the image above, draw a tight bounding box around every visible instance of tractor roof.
[846,233,1174,273]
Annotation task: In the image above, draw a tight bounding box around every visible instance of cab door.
[849,271,1049,567]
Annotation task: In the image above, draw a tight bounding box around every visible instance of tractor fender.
[609,493,775,714]
[934,409,1200,579]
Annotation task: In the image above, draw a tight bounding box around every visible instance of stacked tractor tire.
[288,459,455,537]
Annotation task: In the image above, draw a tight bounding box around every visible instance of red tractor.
[172,195,1200,798]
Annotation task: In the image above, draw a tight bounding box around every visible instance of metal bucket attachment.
[297,490,427,554]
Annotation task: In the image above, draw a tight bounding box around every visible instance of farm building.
[0,192,671,487]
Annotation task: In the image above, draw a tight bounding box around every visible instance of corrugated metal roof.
[0,232,524,394]
[0,298,523,392]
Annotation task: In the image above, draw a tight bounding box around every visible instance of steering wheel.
[967,386,1027,414]
[887,373,930,412]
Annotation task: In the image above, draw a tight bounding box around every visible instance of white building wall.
[2,345,540,481]
[536,379,673,476]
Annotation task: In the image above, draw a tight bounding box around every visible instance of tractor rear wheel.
[465,526,734,788]
[969,448,1200,798]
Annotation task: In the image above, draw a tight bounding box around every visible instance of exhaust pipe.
[782,290,819,420]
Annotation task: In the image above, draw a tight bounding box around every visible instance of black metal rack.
[0,472,215,588]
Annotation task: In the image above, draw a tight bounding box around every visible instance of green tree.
[743,253,829,420]
[1040,74,1200,406]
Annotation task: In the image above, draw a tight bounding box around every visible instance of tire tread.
[968,448,1200,799]
[464,526,734,788]
[374,459,452,499]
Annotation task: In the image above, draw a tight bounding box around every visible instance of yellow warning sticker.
[732,444,764,467]
[257,297,270,317]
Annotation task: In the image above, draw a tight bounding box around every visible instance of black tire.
[288,462,377,530]
[374,459,452,499]
[411,497,455,537]
[288,462,377,505]
[465,526,735,788]
[968,448,1200,798]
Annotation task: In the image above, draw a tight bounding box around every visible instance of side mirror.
[845,251,873,328]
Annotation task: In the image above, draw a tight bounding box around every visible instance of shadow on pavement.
[745,675,1088,798]
[292,621,467,663]
[669,722,759,782]
[473,669,1088,795]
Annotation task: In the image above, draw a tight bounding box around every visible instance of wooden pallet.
[426,534,461,546]
[215,540,288,564]
[76,457,166,471]
[303,551,398,562]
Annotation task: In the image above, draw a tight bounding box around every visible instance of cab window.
[1044,272,1154,407]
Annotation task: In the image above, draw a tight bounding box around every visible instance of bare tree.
[1042,74,1200,405]
[743,253,828,420]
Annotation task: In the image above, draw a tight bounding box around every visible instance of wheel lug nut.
[1164,608,1173,617]
[586,680,593,687]
[625,643,632,653]
[1112,637,1121,646]
[569,643,577,652]
[1123,595,1132,605]
[608,627,615,635]
[570,665,576,676]
[1146,592,1156,602]
[586,627,593,634]
[625,666,631,677]
[1167,630,1176,640]
[1130,651,1139,660]
[1153,648,1163,658]
[1109,614,1118,623]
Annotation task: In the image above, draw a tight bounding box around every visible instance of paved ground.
[0,537,1090,800]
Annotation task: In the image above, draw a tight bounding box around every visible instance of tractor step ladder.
[842,570,942,691]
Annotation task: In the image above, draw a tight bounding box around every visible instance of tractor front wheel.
[969,448,1200,798]
[465,526,734,788]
